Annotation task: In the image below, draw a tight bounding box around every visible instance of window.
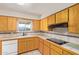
[18,22,32,32]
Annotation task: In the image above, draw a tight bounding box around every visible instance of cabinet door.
[47,15,55,25]
[43,45,50,55]
[50,42,62,55]
[40,18,48,31]
[50,48,59,55]
[0,41,2,55]
[56,9,68,24]
[39,42,44,54]
[18,39,27,54]
[8,17,17,32]
[0,16,8,32]
[32,20,40,31]
[69,4,79,33]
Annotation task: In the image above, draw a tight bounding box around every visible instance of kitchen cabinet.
[0,16,8,32]
[0,16,17,32]
[50,48,59,55]
[18,37,39,54]
[27,37,38,51]
[47,14,55,26]
[0,41,2,55]
[43,40,50,55]
[43,45,50,55]
[2,40,17,55]
[38,38,44,54]
[68,4,79,33]
[32,20,40,31]
[7,17,17,32]
[62,50,73,55]
[18,38,27,54]
[50,42,62,55]
[40,18,48,31]
[56,9,68,24]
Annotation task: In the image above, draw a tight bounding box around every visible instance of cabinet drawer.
[2,40,17,45]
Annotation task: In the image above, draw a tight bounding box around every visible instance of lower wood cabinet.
[38,38,44,54]
[0,37,78,55]
[50,48,59,55]
[0,41,2,55]
[62,50,72,55]
[18,38,27,54]
[43,45,50,55]
[18,37,39,54]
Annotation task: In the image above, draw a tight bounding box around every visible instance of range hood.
[48,23,68,33]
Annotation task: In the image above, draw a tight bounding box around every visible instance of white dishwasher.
[2,40,18,55]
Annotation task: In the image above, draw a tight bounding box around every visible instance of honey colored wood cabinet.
[18,38,27,54]
[40,18,48,31]
[43,40,50,55]
[68,4,79,33]
[47,15,55,26]
[32,20,40,31]
[0,16,8,32]
[62,50,73,55]
[50,42,62,55]
[43,45,50,55]
[7,17,17,32]
[0,16,17,32]
[56,9,68,24]
[0,41,2,55]
[38,38,44,54]
[27,37,38,51]
[18,37,39,54]
[50,48,59,55]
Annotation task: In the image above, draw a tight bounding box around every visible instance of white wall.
[0,10,40,19]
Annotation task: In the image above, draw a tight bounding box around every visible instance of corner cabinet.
[56,9,68,24]
[68,4,79,33]
[32,20,40,31]
[40,18,48,31]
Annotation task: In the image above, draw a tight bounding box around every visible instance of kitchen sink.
[47,38,68,45]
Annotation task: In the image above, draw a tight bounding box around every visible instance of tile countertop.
[0,33,79,54]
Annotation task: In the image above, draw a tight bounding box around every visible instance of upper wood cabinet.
[47,14,55,26]
[8,17,17,32]
[40,18,48,31]
[32,20,40,31]
[68,4,79,33]
[0,16,17,32]
[0,16,8,32]
[56,9,68,24]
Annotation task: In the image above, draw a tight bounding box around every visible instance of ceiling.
[0,3,75,19]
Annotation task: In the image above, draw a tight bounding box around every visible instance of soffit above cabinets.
[0,3,75,19]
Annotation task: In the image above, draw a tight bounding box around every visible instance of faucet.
[23,32,25,36]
